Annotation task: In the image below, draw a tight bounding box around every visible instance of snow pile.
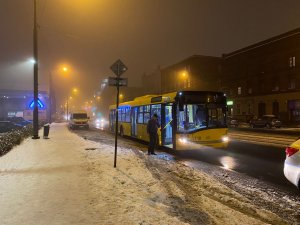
[0,123,289,225]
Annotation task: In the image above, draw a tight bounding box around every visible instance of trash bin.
[43,123,50,139]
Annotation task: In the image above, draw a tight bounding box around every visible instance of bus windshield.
[177,104,226,132]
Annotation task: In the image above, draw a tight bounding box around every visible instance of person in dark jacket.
[147,114,159,155]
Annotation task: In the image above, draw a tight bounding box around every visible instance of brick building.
[221,28,300,123]
[161,55,222,94]
[141,66,161,94]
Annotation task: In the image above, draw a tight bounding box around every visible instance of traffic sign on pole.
[110,59,128,168]
[108,77,128,86]
[110,59,128,77]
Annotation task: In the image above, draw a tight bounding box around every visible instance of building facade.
[161,55,222,94]
[141,66,161,94]
[221,28,300,123]
[0,89,50,122]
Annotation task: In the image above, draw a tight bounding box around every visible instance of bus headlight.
[179,138,187,144]
[222,136,229,143]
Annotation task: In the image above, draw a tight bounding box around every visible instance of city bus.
[109,91,229,150]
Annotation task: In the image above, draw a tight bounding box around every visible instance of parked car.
[249,115,281,128]
[227,116,239,127]
[284,138,300,189]
[6,117,31,126]
[0,121,24,133]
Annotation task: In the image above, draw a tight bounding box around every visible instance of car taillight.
[285,147,299,157]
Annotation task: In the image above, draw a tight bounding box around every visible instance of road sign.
[108,77,128,86]
[110,59,128,77]
[29,98,45,109]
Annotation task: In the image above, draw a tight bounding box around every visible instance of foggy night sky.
[0,0,300,105]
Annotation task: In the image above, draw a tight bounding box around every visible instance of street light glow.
[29,58,36,64]
[181,71,188,78]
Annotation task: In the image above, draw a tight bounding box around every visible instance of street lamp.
[179,70,190,89]
[29,58,36,64]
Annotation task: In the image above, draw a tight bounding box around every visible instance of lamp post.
[66,100,69,121]
[32,0,39,139]
[49,72,53,123]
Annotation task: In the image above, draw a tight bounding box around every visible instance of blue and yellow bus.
[109,91,229,150]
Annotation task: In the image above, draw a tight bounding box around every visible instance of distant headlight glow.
[179,138,187,144]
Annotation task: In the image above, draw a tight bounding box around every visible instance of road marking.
[229,133,297,148]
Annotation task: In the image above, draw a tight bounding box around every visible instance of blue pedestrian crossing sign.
[29,98,45,109]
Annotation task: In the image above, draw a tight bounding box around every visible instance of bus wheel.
[120,126,124,137]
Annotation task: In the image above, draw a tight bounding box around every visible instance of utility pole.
[32,0,40,139]
[114,75,120,168]
[49,72,53,123]
[66,100,69,121]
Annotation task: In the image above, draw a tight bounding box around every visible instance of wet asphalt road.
[172,140,293,188]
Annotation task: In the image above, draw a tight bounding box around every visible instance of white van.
[69,110,89,129]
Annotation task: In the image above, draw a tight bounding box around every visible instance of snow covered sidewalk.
[0,123,289,225]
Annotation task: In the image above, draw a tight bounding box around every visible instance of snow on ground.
[0,123,290,225]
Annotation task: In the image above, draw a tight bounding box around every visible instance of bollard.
[43,123,50,139]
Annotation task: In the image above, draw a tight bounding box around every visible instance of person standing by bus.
[147,113,159,155]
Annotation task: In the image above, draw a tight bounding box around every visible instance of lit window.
[187,78,191,88]
[289,57,296,67]
[238,87,242,95]
[183,79,187,89]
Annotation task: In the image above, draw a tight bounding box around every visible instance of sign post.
[110,59,128,168]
